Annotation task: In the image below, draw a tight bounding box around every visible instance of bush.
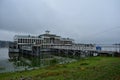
[80,62,89,65]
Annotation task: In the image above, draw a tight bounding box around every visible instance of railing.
[49,45,95,51]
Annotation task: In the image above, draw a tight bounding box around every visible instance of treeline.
[0,40,13,48]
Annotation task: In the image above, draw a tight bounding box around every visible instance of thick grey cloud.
[0,0,120,43]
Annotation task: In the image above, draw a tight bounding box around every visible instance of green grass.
[0,57,120,80]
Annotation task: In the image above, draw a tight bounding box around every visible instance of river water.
[0,48,34,73]
[0,48,15,73]
[0,48,77,73]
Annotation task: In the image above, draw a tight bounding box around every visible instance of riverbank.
[0,57,120,80]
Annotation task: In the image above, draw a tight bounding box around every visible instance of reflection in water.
[0,48,15,73]
[0,48,76,73]
[9,52,76,68]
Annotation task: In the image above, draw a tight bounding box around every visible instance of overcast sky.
[0,0,120,44]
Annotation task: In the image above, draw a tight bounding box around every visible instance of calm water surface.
[0,48,77,73]
[0,48,15,73]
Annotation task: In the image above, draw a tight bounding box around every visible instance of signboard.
[96,46,102,51]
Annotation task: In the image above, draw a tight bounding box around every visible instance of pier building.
[9,31,97,58]
[14,31,74,49]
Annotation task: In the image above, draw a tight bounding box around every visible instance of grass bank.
[0,57,120,80]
